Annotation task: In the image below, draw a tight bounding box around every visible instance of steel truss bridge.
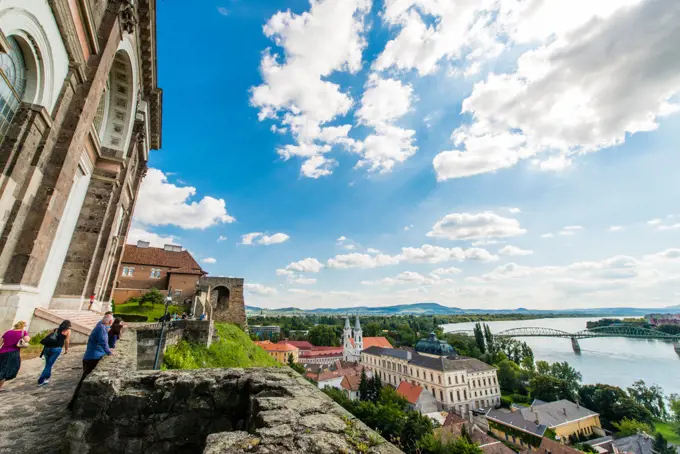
[448,325,680,341]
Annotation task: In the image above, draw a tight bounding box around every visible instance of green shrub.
[29,329,52,346]
[140,288,164,307]
[164,323,280,369]
[113,313,149,323]
[111,299,116,313]
[500,396,512,408]
[125,296,141,305]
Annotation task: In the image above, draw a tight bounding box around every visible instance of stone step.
[32,308,103,343]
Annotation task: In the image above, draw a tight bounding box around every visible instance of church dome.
[415,333,457,357]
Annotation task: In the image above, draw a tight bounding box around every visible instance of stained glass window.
[0,37,28,143]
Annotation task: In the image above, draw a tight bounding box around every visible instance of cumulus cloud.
[433,0,680,180]
[202,258,217,264]
[648,218,680,231]
[242,232,290,245]
[362,271,452,287]
[127,226,177,248]
[133,169,234,229]
[217,235,228,242]
[326,244,497,269]
[499,245,534,256]
[543,225,584,238]
[431,266,462,276]
[277,257,324,275]
[608,226,623,232]
[428,212,526,240]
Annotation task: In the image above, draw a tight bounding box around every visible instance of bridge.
[447,325,680,353]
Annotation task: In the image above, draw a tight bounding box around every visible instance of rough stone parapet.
[67,328,403,454]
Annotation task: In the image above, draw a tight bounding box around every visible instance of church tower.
[353,314,363,358]
[343,316,354,362]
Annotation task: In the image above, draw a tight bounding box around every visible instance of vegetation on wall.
[164,323,279,369]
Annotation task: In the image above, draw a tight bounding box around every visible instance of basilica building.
[0,0,162,334]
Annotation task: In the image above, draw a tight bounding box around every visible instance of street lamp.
[152,287,173,370]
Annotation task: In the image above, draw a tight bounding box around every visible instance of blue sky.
[130,0,680,309]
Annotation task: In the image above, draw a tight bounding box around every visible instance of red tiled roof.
[259,343,299,352]
[341,374,361,392]
[168,266,205,275]
[396,381,424,405]
[122,245,204,272]
[300,347,343,358]
[363,337,393,349]
[277,340,314,350]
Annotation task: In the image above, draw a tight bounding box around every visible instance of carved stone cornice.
[136,0,162,150]
[120,0,138,34]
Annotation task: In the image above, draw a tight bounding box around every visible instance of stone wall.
[195,276,247,328]
[135,320,214,370]
[66,329,403,454]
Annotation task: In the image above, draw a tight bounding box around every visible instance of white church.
[342,315,393,362]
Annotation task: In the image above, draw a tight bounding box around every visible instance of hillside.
[246,302,680,316]
[163,323,279,369]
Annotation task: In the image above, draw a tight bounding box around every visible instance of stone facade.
[194,276,247,328]
[66,329,403,454]
[0,0,162,331]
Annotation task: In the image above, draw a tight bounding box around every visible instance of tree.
[612,418,653,437]
[401,411,434,453]
[627,380,667,419]
[359,368,370,401]
[417,433,483,454]
[473,322,486,354]
[535,360,551,376]
[308,324,338,346]
[372,374,383,402]
[363,322,383,337]
[483,324,495,353]
[579,384,654,429]
[497,359,522,393]
[652,433,676,454]
[669,393,680,422]
[140,288,164,307]
[530,375,572,402]
[286,353,305,374]
[549,361,582,398]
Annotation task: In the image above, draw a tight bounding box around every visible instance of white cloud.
[242,232,290,245]
[133,169,234,229]
[277,257,324,275]
[202,257,217,264]
[648,218,663,226]
[434,0,680,180]
[356,74,414,129]
[344,244,356,250]
[127,226,177,248]
[404,225,414,231]
[431,266,462,276]
[217,6,229,16]
[428,211,526,240]
[648,218,680,231]
[337,236,347,242]
[288,276,317,285]
[535,155,572,172]
[543,225,584,238]
[362,271,452,287]
[353,125,417,173]
[217,235,228,242]
[499,245,534,256]
[508,208,521,214]
[366,248,381,254]
[244,283,277,296]
[608,226,623,232]
[326,244,498,269]
[250,0,370,177]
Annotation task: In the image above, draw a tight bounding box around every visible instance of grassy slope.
[164,323,280,369]
[655,421,680,445]
[115,302,184,322]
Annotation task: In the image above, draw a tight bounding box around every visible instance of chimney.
[137,240,150,248]
[164,244,182,252]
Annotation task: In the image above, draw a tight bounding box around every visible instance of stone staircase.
[31,308,103,344]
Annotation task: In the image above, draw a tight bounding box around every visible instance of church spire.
[354,314,361,330]
[344,316,351,330]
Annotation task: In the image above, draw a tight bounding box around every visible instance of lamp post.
[152,287,173,370]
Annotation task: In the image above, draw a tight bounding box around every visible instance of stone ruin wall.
[66,328,403,454]
[195,277,248,329]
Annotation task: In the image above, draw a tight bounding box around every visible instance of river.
[441,317,680,395]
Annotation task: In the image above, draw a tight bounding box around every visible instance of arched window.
[0,37,28,141]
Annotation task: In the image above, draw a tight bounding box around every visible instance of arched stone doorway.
[211,286,230,312]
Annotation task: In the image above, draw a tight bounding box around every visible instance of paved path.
[0,346,85,453]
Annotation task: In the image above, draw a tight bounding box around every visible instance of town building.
[438,413,515,454]
[586,433,654,454]
[304,360,367,391]
[340,375,361,401]
[487,399,602,446]
[396,381,439,414]
[342,315,393,362]
[645,313,680,326]
[256,340,299,364]
[300,346,344,365]
[250,325,281,339]
[360,335,501,414]
[277,340,314,351]
[0,0,162,333]
[112,241,205,304]
[520,437,584,454]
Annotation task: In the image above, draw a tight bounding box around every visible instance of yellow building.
[487,399,602,448]
[256,341,300,364]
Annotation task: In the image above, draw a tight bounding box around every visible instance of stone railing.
[65,328,403,453]
[134,319,214,369]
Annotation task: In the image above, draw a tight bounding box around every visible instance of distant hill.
[245,302,680,316]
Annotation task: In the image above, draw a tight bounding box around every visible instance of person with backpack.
[0,320,30,391]
[37,320,71,386]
